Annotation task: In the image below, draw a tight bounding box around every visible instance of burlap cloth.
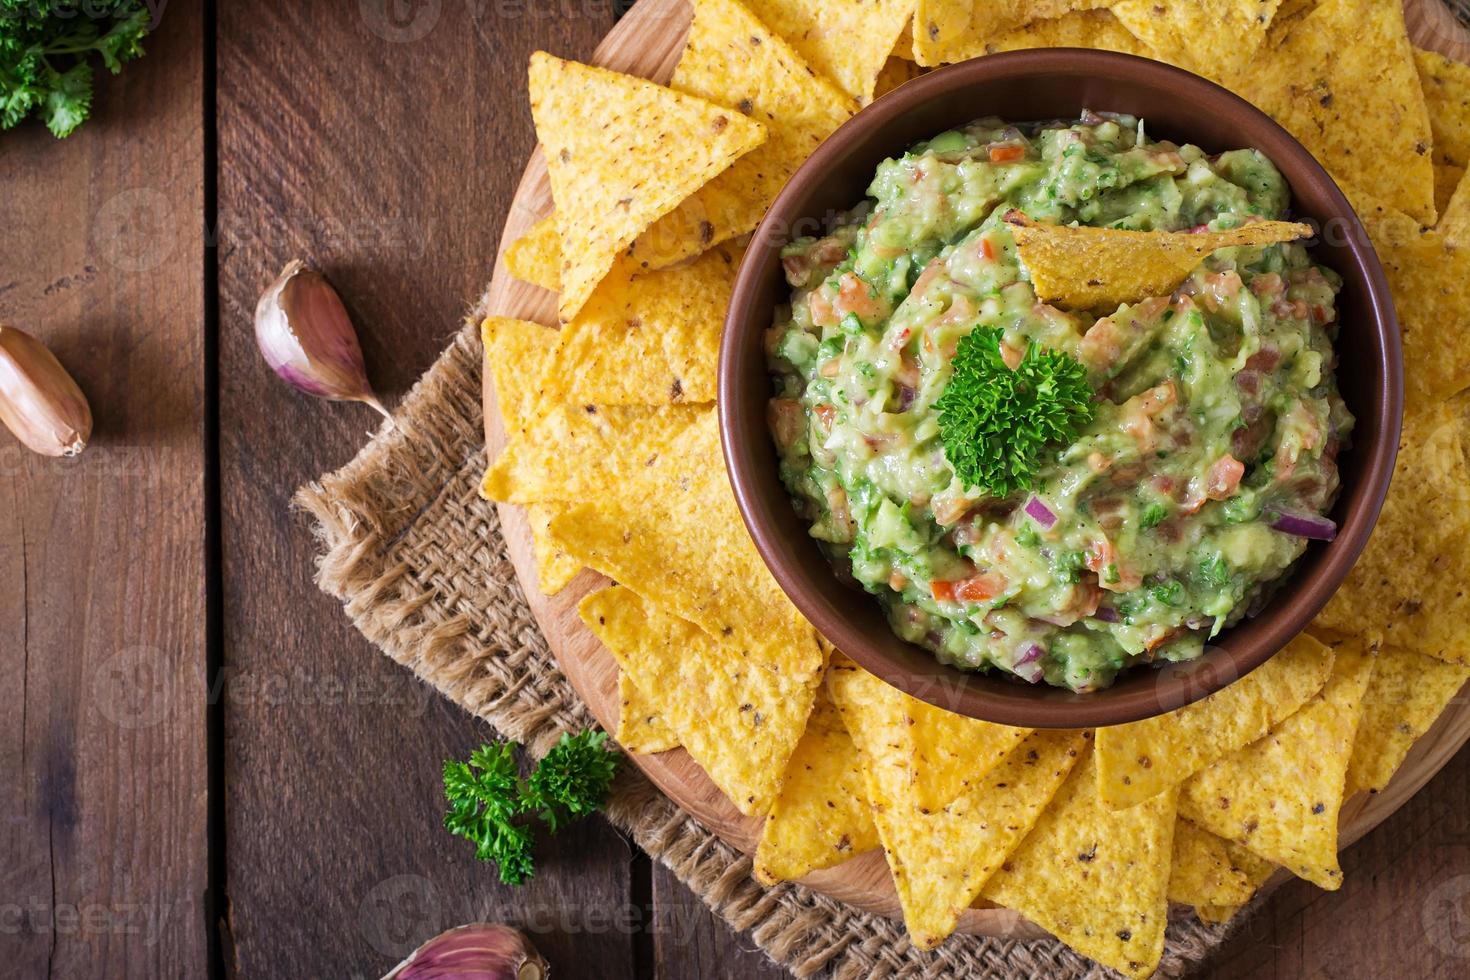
[296,320,1256,978]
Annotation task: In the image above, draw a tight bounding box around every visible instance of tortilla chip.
[743,0,916,103]
[617,670,681,754]
[1229,0,1435,225]
[1345,639,1470,795]
[1192,847,1278,923]
[627,0,856,270]
[1168,819,1262,909]
[1416,48,1470,168]
[1316,403,1470,663]
[1111,0,1281,79]
[977,9,1150,58]
[872,56,925,100]
[547,410,821,676]
[1179,637,1375,889]
[1435,163,1465,220]
[980,749,1177,980]
[753,679,879,883]
[581,586,822,815]
[1269,0,1318,36]
[504,215,561,292]
[1096,632,1335,809]
[528,52,766,321]
[1005,211,1312,310]
[481,403,708,504]
[829,659,1086,948]
[539,245,737,408]
[525,504,582,595]
[912,0,1110,67]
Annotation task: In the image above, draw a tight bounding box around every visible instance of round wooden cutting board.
[480,0,1470,936]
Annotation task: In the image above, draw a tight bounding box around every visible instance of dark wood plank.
[0,5,209,978]
[651,865,798,980]
[1200,743,1470,978]
[215,3,635,978]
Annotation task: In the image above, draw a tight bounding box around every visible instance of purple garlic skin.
[384,923,549,980]
[253,259,390,419]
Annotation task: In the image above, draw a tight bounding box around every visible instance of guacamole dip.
[767,113,1353,693]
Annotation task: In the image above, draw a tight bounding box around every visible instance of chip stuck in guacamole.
[767,114,1353,692]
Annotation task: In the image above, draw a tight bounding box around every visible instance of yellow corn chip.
[528,52,766,322]
[753,678,879,884]
[1316,403,1470,663]
[743,0,917,103]
[1229,0,1435,225]
[1111,0,1281,79]
[1192,846,1278,923]
[1179,637,1375,889]
[1095,632,1334,809]
[912,0,1108,67]
[617,670,681,754]
[1416,47,1470,168]
[627,0,856,270]
[872,56,925,100]
[504,215,561,292]
[895,18,916,60]
[1269,0,1318,37]
[829,659,1086,949]
[1168,819,1259,909]
[580,585,822,815]
[1434,163,1465,220]
[539,245,737,407]
[548,411,821,677]
[481,403,707,504]
[978,9,1150,58]
[526,504,582,595]
[1005,211,1312,310]
[981,749,1177,980]
[1345,640,1470,795]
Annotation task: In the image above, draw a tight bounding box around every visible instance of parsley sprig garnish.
[935,327,1094,498]
[443,731,620,885]
[1,1,151,138]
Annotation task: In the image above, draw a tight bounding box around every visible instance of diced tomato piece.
[981,237,998,262]
[989,144,1024,163]
[931,579,957,602]
[932,573,1005,603]
[814,403,836,431]
[1205,454,1245,500]
[1000,339,1024,370]
[834,271,882,320]
[808,289,836,327]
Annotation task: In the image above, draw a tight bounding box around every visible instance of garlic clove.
[253,259,391,421]
[0,325,93,457]
[383,923,549,980]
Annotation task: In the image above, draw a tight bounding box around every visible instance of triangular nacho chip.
[627,0,856,270]
[981,749,1177,980]
[976,9,1150,58]
[753,677,880,884]
[1315,402,1470,663]
[539,245,738,407]
[1179,636,1375,889]
[1345,639,1470,795]
[744,0,917,103]
[1005,211,1311,310]
[1190,843,1278,924]
[1229,0,1435,224]
[525,504,581,596]
[872,55,925,100]
[503,215,561,292]
[580,586,823,815]
[1095,632,1335,809]
[912,0,1110,67]
[1415,47,1470,169]
[1168,819,1273,909]
[1434,163,1465,219]
[616,670,681,755]
[1110,0,1281,79]
[828,659,1085,949]
[547,411,821,675]
[528,51,766,321]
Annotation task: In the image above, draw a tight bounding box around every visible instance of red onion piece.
[1269,510,1337,541]
[1024,496,1057,529]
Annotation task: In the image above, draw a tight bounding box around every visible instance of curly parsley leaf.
[935,326,1095,498]
[443,732,621,885]
[1,1,152,138]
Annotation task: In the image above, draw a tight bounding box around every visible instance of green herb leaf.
[935,327,1095,498]
[523,730,621,834]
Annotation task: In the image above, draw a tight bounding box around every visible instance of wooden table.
[2,3,1467,978]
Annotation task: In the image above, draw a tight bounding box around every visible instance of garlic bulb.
[383,923,548,980]
[253,259,390,420]
[0,325,93,457]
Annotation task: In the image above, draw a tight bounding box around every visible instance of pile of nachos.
[480,0,1470,975]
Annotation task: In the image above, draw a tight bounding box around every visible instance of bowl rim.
[719,48,1403,728]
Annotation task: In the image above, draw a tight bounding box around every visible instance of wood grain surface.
[2,2,1469,980]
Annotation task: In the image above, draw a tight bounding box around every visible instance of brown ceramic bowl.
[720,50,1402,728]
